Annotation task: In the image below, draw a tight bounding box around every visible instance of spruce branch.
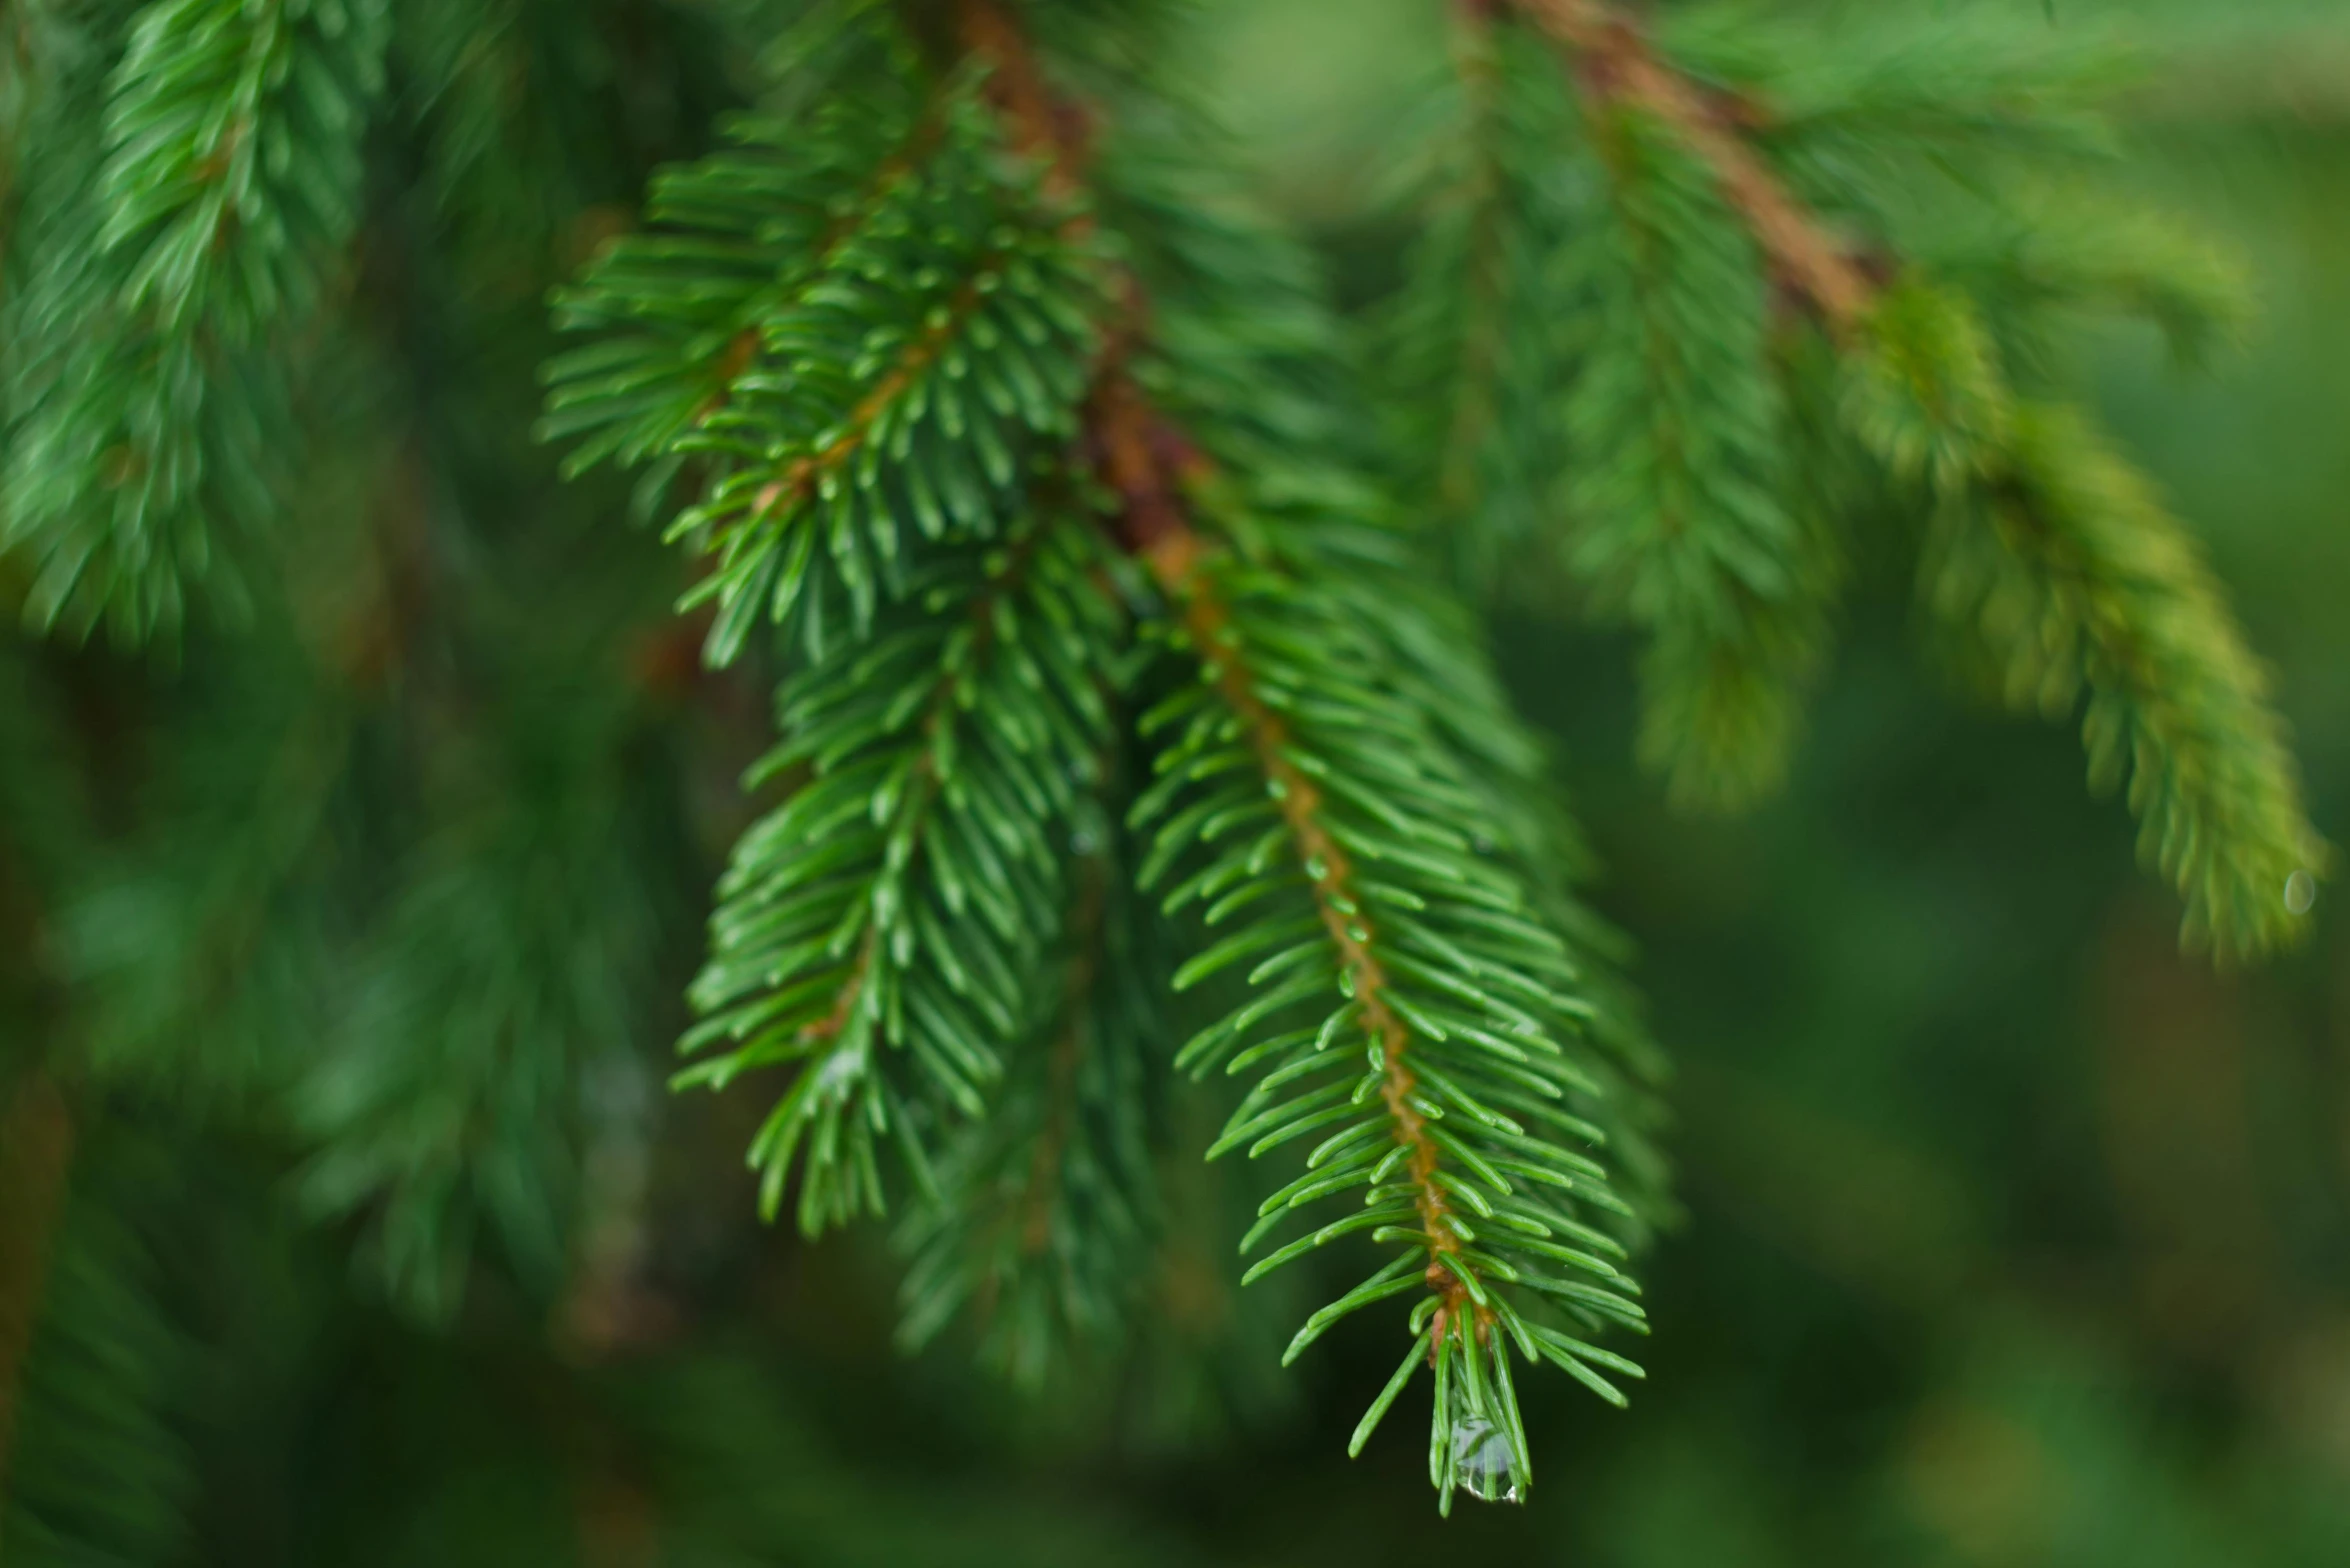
[545,53,1105,663]
[1428,26,1513,538]
[1834,271,2326,960]
[1559,99,1822,811]
[958,0,1654,1507]
[1127,519,1654,1512]
[680,519,1125,1233]
[543,69,952,482]
[0,0,2336,1538]
[1,0,389,641]
[1020,851,1115,1253]
[895,792,1164,1384]
[1327,555,1673,1222]
[98,0,387,335]
[1380,15,1575,593]
[1923,188,2256,371]
[1387,9,1838,831]
[1142,535,1472,1285]
[1500,0,1876,331]
[966,13,1478,1303]
[1922,402,2328,960]
[1453,0,2327,946]
[287,726,666,1322]
[60,655,360,1098]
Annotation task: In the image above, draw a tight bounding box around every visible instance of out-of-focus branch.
[1496,0,1880,330]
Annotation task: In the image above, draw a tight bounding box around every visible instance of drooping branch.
[1482,0,2327,947]
[1155,553,1471,1298]
[954,0,1477,1322]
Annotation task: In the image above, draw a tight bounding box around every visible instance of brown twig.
[1507,0,1879,331]
[953,0,1472,1323]
[1150,547,1467,1302]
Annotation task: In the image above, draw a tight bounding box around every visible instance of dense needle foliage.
[1,0,2339,1546]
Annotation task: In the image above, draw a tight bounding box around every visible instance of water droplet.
[1450,1413,1522,1505]
[2285,869,2317,916]
[1447,1377,1522,1504]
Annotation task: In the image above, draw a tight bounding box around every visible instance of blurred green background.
[5,0,2348,1562]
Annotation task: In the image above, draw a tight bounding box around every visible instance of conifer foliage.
[5,0,388,640]
[1388,0,2327,952]
[0,0,2330,1527]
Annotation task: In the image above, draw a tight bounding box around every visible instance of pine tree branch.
[729,260,1010,541]
[1384,18,1591,596]
[955,0,1182,566]
[957,0,1649,1393]
[950,0,1233,559]
[2,0,391,640]
[1428,19,1517,535]
[0,1131,199,1559]
[763,574,981,1061]
[1126,536,1654,1502]
[100,0,386,333]
[542,0,1656,1493]
[1492,12,1825,812]
[1500,0,1877,330]
[547,60,1106,661]
[959,4,1432,1348]
[958,0,1474,1318]
[550,88,953,475]
[894,795,1164,1384]
[1925,402,2329,958]
[956,0,1090,210]
[687,99,949,433]
[68,676,360,1094]
[1471,0,2326,943]
[684,517,1122,1231]
[1159,549,1471,1298]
